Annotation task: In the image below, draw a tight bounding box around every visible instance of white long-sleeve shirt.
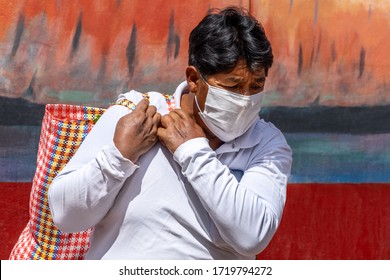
[48,81,292,260]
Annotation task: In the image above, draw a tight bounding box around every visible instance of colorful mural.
[0,0,389,183]
[0,0,247,105]
[255,0,390,107]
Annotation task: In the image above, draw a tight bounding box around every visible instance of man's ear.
[185,66,200,93]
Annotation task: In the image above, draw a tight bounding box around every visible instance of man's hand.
[157,109,206,153]
[114,98,161,163]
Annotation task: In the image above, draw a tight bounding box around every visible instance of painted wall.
[256,0,390,107]
[0,0,249,105]
[0,0,389,106]
[2,182,389,259]
[0,0,389,183]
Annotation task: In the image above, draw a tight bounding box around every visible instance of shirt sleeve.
[48,104,139,233]
[173,133,292,256]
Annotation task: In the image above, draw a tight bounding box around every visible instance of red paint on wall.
[1,182,389,260]
[260,183,390,259]
[0,182,31,260]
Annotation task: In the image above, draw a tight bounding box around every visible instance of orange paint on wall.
[0,1,21,38]
[254,0,390,106]
[0,0,389,106]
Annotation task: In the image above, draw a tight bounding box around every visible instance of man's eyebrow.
[225,76,266,83]
[225,76,243,82]
[225,76,266,82]
[255,77,266,82]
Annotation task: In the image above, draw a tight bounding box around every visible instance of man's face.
[193,60,267,140]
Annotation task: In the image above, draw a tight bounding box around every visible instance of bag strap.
[114,92,176,112]
[115,98,137,110]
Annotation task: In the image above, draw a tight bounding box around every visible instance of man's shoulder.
[251,119,286,141]
[238,118,290,151]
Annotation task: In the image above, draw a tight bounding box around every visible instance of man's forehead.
[225,61,265,74]
[219,67,266,80]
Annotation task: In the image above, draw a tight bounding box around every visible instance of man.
[49,6,292,259]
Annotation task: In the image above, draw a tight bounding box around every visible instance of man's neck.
[180,91,223,150]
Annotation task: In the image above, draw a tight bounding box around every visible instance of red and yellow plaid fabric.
[10,104,105,259]
[9,94,175,259]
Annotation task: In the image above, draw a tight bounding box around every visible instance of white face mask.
[195,78,263,142]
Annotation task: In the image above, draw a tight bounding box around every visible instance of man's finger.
[134,98,150,112]
[145,105,157,118]
[144,112,161,134]
[153,112,161,126]
[170,109,192,121]
[156,126,166,140]
[160,114,173,128]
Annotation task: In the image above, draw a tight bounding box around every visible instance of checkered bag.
[9,103,106,259]
[9,94,175,260]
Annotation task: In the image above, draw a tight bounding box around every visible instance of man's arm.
[158,110,292,256]
[174,136,291,256]
[49,99,160,233]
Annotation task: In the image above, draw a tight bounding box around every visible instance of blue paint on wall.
[1,125,389,183]
[287,133,390,183]
[0,126,40,182]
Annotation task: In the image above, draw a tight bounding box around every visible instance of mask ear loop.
[199,74,213,92]
[194,72,209,114]
[194,92,204,114]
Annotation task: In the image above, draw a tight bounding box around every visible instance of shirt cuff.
[99,141,139,179]
[173,137,211,165]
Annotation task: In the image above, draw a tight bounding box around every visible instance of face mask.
[195,78,263,142]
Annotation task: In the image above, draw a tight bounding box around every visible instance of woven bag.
[9,94,175,260]
[9,103,106,259]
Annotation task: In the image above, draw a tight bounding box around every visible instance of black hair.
[188,6,273,77]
